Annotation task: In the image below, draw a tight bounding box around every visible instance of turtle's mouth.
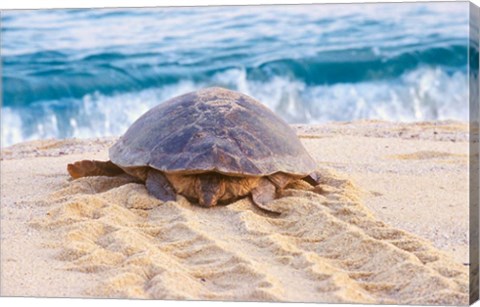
[198,196,218,208]
[188,196,242,208]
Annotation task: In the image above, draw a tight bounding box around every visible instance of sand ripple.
[31,169,468,304]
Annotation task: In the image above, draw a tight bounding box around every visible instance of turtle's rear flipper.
[146,169,176,202]
[302,170,322,186]
[251,178,281,214]
[67,160,124,179]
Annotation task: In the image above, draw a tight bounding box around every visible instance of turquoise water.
[1,3,469,146]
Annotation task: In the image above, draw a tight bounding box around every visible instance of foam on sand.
[30,168,468,304]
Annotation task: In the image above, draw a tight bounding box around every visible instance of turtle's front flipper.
[67,160,125,179]
[146,169,176,202]
[251,178,280,213]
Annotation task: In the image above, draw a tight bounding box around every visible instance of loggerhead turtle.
[67,87,320,210]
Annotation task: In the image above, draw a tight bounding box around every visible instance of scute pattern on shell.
[109,87,316,176]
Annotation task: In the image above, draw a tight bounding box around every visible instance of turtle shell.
[109,87,316,177]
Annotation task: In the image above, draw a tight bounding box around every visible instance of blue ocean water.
[1,3,469,147]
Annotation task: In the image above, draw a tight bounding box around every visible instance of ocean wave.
[1,66,467,147]
[1,3,470,146]
[2,44,467,107]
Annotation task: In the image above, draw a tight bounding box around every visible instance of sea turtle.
[67,87,320,210]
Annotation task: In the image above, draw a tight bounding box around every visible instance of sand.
[0,120,470,304]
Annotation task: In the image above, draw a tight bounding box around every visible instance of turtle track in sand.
[30,168,468,304]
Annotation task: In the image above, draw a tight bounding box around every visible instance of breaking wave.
[1,3,470,146]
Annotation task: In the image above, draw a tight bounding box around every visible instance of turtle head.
[195,173,226,207]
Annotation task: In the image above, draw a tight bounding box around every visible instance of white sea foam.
[1,67,468,148]
[213,66,468,123]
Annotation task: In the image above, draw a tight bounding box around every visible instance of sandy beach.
[0,120,470,304]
